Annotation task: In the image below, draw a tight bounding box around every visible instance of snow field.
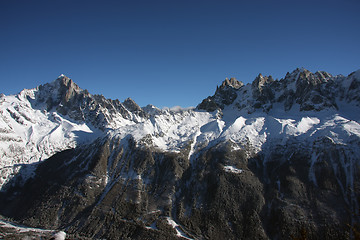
[223,165,243,174]
[0,92,100,189]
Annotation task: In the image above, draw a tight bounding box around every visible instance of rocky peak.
[122,97,148,119]
[283,68,329,87]
[219,77,244,89]
[199,68,360,113]
[32,75,81,111]
[55,75,82,103]
[284,67,309,81]
[252,73,274,91]
[35,75,84,105]
[296,67,311,78]
[55,74,73,88]
[315,71,333,81]
[57,74,70,84]
[197,78,242,112]
[142,104,161,116]
[297,69,323,86]
[123,97,142,112]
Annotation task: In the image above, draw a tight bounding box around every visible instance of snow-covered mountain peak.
[199,68,360,113]
[123,97,142,112]
[1,69,360,240]
[142,104,162,116]
[1,68,360,191]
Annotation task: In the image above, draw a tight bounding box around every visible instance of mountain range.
[0,68,359,239]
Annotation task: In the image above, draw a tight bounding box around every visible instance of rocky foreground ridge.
[0,68,360,239]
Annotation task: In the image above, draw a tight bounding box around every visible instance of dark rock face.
[0,134,358,239]
[197,77,244,111]
[123,97,148,118]
[346,71,360,106]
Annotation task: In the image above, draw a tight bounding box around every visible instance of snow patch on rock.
[224,165,243,174]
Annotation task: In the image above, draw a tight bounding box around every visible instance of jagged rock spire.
[220,77,244,89]
[123,97,142,112]
[252,73,274,90]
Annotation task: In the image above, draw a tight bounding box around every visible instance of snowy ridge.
[0,69,360,191]
[109,106,360,154]
[1,68,360,240]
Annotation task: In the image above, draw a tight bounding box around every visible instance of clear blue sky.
[1,0,359,108]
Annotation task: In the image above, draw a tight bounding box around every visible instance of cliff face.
[1,134,357,239]
[0,69,360,239]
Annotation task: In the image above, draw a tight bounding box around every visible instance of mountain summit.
[198,68,360,113]
[0,69,359,239]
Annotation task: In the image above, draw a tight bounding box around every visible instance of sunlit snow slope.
[0,89,99,188]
